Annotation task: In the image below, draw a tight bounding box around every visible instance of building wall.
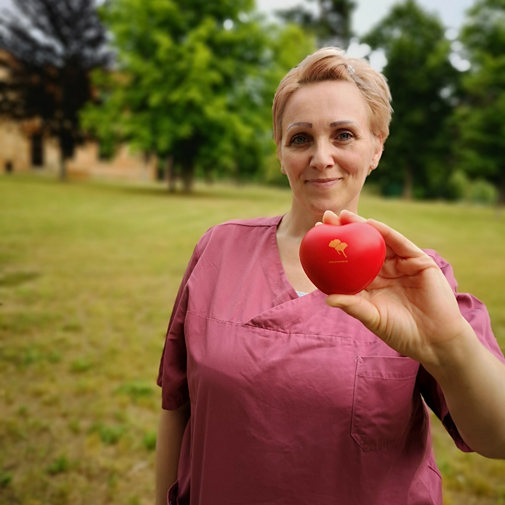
[0,120,32,172]
[67,143,157,181]
[0,119,157,181]
[0,49,157,181]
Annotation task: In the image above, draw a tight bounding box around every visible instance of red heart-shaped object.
[299,222,386,295]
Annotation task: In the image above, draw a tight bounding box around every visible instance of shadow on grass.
[0,271,40,287]
[2,171,290,203]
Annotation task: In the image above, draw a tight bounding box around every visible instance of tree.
[0,0,112,179]
[362,0,459,199]
[455,0,505,205]
[82,0,315,192]
[275,0,356,49]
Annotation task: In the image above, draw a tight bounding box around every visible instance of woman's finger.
[337,211,419,262]
[324,211,431,270]
[321,210,340,225]
[338,209,367,224]
[366,219,426,259]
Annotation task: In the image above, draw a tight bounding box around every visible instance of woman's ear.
[277,145,286,174]
[372,135,385,168]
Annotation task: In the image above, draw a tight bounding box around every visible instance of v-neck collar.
[267,214,319,300]
[246,215,327,330]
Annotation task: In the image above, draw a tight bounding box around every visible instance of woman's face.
[278,79,383,217]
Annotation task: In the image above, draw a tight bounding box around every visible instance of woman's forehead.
[283,81,370,129]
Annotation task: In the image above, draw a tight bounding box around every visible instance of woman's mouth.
[305,177,342,188]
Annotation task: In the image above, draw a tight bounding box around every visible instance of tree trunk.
[204,167,213,185]
[496,172,505,219]
[166,156,176,192]
[58,127,73,182]
[143,151,152,180]
[59,151,67,181]
[235,162,242,186]
[498,173,505,206]
[181,161,194,193]
[403,163,413,200]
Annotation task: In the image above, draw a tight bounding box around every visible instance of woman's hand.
[323,210,505,458]
[323,210,472,367]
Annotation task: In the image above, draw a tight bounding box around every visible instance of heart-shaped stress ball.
[299,222,386,295]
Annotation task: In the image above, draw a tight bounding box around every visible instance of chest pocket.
[351,356,419,452]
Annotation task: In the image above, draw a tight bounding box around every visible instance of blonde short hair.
[273,47,393,147]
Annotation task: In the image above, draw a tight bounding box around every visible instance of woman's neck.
[279,202,358,239]
[278,210,319,240]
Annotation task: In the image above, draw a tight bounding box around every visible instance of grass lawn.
[1,173,504,505]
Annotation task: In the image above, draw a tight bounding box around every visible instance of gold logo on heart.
[328,239,348,258]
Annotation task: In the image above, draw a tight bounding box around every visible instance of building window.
[31,132,44,167]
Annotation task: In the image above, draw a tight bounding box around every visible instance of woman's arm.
[323,210,505,458]
[155,402,190,505]
[422,325,505,458]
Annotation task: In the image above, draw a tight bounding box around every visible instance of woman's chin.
[307,200,355,217]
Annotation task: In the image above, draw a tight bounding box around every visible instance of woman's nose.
[309,142,335,171]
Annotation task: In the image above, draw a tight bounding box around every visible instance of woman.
[155,47,505,505]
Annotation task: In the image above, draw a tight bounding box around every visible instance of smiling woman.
[278,80,382,221]
[273,48,391,293]
[154,47,505,505]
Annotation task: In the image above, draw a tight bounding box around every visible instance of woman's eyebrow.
[287,122,312,130]
[287,120,361,130]
[330,120,359,127]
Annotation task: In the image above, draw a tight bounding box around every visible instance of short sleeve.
[157,243,201,410]
[417,250,505,452]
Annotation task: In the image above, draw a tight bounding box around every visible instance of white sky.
[0,0,476,35]
[0,0,476,34]
[254,0,477,71]
[255,0,475,34]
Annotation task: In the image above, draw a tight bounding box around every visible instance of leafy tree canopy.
[275,0,356,48]
[362,0,459,199]
[461,0,505,60]
[82,0,315,191]
[456,0,505,204]
[0,0,112,178]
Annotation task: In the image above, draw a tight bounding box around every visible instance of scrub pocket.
[351,356,419,452]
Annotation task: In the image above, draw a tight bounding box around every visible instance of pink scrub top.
[157,216,504,505]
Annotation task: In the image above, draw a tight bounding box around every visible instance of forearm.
[423,320,505,458]
[155,402,190,505]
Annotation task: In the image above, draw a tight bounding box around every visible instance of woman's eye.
[336,131,353,141]
[290,134,308,145]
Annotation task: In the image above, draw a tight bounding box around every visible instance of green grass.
[1,173,504,505]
